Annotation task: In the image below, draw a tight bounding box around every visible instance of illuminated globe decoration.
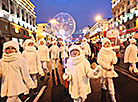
[50,12,76,40]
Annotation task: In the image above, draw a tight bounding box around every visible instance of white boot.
[110,94,116,102]
[129,67,133,74]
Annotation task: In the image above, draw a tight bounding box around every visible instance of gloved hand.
[40,76,45,80]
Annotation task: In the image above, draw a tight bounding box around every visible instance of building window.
[127,9,130,13]
[17,13,20,18]
[134,21,136,27]
[22,9,24,14]
[127,1,130,5]
[10,0,13,6]
[10,9,14,14]
[23,31,26,35]
[43,29,45,31]
[43,26,45,28]
[2,3,6,10]
[18,21,20,26]
[127,24,130,29]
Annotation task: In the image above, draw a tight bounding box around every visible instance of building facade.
[112,0,138,40]
[37,23,52,41]
[89,19,109,42]
[0,0,37,46]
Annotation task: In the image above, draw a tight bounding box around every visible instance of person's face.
[103,41,111,48]
[28,42,34,46]
[40,41,44,45]
[70,49,80,57]
[5,46,17,54]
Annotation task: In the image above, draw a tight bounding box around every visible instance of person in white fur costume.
[22,39,45,88]
[49,40,60,70]
[0,41,35,102]
[63,45,94,102]
[81,38,91,59]
[60,41,69,72]
[124,39,138,75]
[38,39,50,76]
[97,38,118,102]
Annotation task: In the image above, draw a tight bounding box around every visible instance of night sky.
[31,0,112,31]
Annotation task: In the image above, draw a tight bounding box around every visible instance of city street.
[27,59,138,102]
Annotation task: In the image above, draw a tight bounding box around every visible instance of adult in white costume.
[124,39,138,75]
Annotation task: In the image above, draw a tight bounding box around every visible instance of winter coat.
[66,55,93,101]
[60,46,68,59]
[49,45,60,60]
[38,45,50,62]
[22,46,44,76]
[97,47,118,78]
[124,44,138,63]
[81,42,91,56]
[0,53,35,97]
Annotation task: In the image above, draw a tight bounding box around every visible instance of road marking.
[115,67,138,82]
[33,85,47,102]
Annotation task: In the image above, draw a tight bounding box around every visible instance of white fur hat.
[39,39,46,45]
[82,38,87,42]
[3,41,19,52]
[102,38,111,46]
[23,39,34,48]
[69,45,82,55]
[130,39,136,44]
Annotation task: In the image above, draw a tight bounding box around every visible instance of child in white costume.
[22,39,45,88]
[49,40,60,70]
[63,45,94,102]
[0,41,35,102]
[60,41,69,72]
[81,38,91,59]
[97,38,118,102]
[38,39,50,75]
[124,39,138,75]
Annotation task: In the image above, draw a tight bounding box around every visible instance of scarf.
[25,46,36,52]
[2,53,20,62]
[68,54,85,65]
[100,47,113,55]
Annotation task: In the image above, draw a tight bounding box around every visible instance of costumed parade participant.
[22,39,45,88]
[81,38,91,59]
[97,38,118,102]
[38,39,50,76]
[63,45,95,102]
[124,39,138,75]
[0,41,35,102]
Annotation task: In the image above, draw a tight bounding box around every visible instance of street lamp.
[95,15,102,21]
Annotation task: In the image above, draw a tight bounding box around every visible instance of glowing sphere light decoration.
[50,12,76,40]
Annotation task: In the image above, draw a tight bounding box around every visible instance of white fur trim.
[3,41,19,52]
[130,39,136,44]
[102,38,111,46]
